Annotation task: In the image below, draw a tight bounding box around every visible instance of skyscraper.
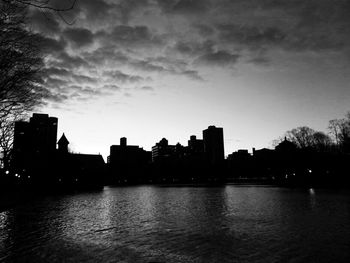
[203,125,225,165]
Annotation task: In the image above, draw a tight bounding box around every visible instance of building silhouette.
[108,137,151,183]
[12,113,58,176]
[151,138,176,162]
[57,133,69,154]
[55,133,105,188]
[6,113,350,188]
[203,125,225,165]
[188,135,204,155]
[11,113,105,189]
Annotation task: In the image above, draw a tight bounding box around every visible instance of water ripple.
[0,186,349,262]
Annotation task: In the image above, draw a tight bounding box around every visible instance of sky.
[29,0,350,160]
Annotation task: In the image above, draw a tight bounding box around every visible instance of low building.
[108,137,151,183]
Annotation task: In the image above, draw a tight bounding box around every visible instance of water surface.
[1,186,349,262]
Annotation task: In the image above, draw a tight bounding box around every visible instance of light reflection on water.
[0,186,349,262]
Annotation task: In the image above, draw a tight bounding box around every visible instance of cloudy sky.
[30,0,350,159]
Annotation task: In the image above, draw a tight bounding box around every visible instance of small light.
[308,169,312,173]
[5,170,9,175]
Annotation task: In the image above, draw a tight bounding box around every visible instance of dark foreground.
[1,186,349,262]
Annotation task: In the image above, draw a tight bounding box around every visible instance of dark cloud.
[69,85,104,96]
[44,93,69,103]
[217,24,286,50]
[157,0,210,15]
[173,40,214,56]
[43,67,71,78]
[52,52,90,69]
[63,27,94,47]
[248,56,270,66]
[139,86,154,91]
[103,70,144,83]
[83,48,130,66]
[97,25,164,48]
[44,77,70,89]
[47,0,116,22]
[115,0,151,23]
[29,10,61,35]
[130,60,168,72]
[102,84,121,91]
[79,0,116,21]
[194,24,214,37]
[195,50,240,67]
[29,0,350,106]
[179,70,203,81]
[73,74,98,84]
[39,36,67,54]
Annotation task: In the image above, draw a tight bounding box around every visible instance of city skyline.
[27,0,350,159]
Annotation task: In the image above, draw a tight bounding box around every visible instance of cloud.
[39,36,67,54]
[156,0,210,15]
[41,88,69,103]
[130,59,168,72]
[195,50,240,67]
[172,40,214,56]
[29,0,350,106]
[51,52,90,69]
[43,67,71,78]
[97,25,164,49]
[217,24,286,50]
[72,74,98,84]
[179,70,203,80]
[69,85,104,96]
[248,56,270,66]
[29,10,61,35]
[139,86,154,91]
[115,0,151,23]
[78,0,117,21]
[103,70,144,83]
[63,27,94,47]
[44,77,70,89]
[102,84,121,91]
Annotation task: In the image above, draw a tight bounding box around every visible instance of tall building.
[151,138,176,162]
[203,125,225,165]
[13,113,58,172]
[29,113,58,154]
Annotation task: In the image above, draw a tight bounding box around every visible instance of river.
[0,186,349,262]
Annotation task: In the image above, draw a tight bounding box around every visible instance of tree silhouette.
[0,2,45,118]
[283,126,333,151]
[0,1,45,168]
[0,1,77,169]
[328,112,350,152]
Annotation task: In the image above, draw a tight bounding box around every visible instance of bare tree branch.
[2,0,77,12]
